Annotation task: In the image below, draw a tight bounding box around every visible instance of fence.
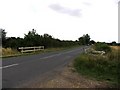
[18,46,44,53]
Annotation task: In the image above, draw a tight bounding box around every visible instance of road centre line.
[40,49,80,59]
[0,64,19,69]
[40,53,62,59]
[1,50,74,69]
[1,48,82,69]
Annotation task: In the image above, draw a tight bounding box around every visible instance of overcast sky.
[0,0,119,42]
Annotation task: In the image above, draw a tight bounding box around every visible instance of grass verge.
[1,45,80,58]
[74,46,120,87]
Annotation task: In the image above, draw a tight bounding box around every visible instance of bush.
[94,43,111,53]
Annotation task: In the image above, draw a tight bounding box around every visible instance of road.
[2,46,88,88]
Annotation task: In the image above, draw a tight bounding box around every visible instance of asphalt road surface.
[2,46,88,88]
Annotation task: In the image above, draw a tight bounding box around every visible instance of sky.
[0,0,119,42]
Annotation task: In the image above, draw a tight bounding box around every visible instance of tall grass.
[74,46,120,87]
[2,48,20,57]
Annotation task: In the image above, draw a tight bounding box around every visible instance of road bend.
[2,46,89,88]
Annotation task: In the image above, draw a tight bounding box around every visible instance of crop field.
[110,46,120,50]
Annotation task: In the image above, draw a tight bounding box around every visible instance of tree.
[111,41,116,46]
[90,40,96,45]
[0,28,7,47]
[78,34,90,45]
[43,33,53,48]
[24,29,40,46]
[1,28,80,49]
[5,37,18,48]
[84,34,90,44]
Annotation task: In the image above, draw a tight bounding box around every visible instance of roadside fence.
[18,46,44,53]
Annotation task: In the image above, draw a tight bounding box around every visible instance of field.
[110,46,120,50]
[74,45,120,87]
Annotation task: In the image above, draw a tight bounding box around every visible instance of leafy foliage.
[78,34,90,45]
[94,42,111,53]
[0,28,7,46]
[2,29,79,49]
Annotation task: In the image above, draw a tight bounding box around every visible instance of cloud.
[49,4,81,17]
[82,2,91,6]
[114,0,120,4]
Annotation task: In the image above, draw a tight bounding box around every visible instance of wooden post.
[21,47,23,54]
[34,47,35,53]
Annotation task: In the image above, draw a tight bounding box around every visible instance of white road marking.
[1,48,82,69]
[0,64,19,69]
[39,49,78,60]
[40,53,62,59]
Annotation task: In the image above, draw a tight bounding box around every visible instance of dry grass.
[110,46,120,50]
[2,48,20,57]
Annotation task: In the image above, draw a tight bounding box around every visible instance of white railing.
[18,46,44,53]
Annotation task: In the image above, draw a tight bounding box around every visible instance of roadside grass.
[74,45,120,87]
[2,48,21,57]
[1,45,80,58]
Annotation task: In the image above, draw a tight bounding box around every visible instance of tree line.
[1,28,119,49]
[1,28,92,49]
